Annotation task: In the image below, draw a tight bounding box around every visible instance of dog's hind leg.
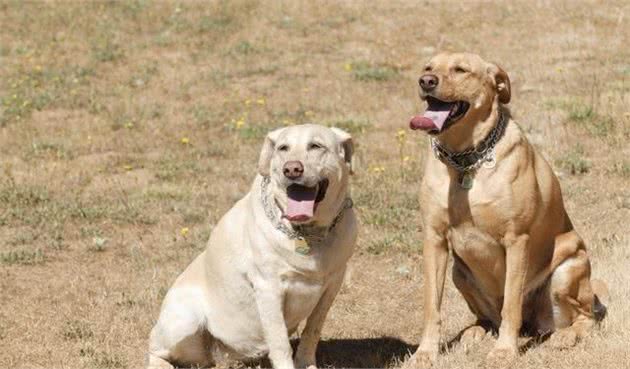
[547,233,604,349]
[148,287,215,368]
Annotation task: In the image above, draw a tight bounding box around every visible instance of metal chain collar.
[260,176,353,240]
[431,110,507,173]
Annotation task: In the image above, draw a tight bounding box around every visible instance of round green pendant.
[294,238,310,255]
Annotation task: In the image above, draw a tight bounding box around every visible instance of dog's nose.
[419,74,439,91]
[283,161,304,179]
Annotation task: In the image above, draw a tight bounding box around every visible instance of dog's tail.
[591,279,609,322]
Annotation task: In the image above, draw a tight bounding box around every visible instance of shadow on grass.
[254,337,417,368]
[253,327,551,368]
[315,337,417,368]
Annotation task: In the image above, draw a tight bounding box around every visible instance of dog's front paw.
[459,325,487,350]
[402,349,436,369]
[548,328,578,349]
[485,344,517,367]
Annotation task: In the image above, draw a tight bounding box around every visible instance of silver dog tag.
[483,149,496,169]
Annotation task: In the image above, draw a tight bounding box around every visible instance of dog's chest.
[448,223,502,256]
[444,181,514,288]
[280,269,326,330]
[268,241,338,330]
[447,178,510,227]
[439,177,513,259]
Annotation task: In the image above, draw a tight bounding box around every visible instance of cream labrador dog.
[147,124,357,369]
[405,52,606,367]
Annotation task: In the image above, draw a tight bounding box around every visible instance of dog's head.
[410,52,510,135]
[258,124,353,225]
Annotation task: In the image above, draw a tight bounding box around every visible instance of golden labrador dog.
[147,124,357,369]
[405,52,606,366]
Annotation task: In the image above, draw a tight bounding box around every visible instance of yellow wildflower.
[181,137,190,144]
[235,118,245,128]
[396,129,407,142]
[123,165,133,171]
[180,227,189,237]
[256,98,266,105]
[344,63,353,72]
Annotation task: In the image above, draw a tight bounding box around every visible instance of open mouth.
[283,178,329,222]
[409,96,470,134]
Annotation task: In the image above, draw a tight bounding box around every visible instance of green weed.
[326,118,372,134]
[557,145,590,175]
[350,62,399,82]
[0,249,45,265]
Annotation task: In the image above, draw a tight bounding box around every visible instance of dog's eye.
[454,66,469,74]
[308,142,324,150]
[424,65,432,72]
[277,144,289,152]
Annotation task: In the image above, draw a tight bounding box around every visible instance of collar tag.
[483,148,496,169]
[294,237,310,255]
[460,172,474,190]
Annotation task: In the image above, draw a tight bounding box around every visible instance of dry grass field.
[1,1,629,368]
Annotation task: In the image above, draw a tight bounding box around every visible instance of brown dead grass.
[1,1,629,368]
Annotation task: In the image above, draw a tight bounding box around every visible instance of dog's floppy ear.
[331,127,354,174]
[488,63,511,104]
[258,127,285,176]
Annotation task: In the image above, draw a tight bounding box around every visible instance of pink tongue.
[285,186,317,221]
[409,110,450,131]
